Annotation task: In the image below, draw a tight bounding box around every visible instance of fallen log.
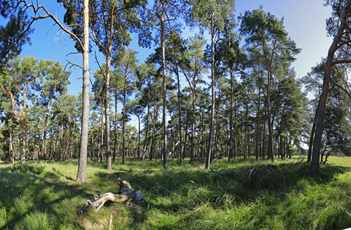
[77,178,145,214]
[248,162,262,179]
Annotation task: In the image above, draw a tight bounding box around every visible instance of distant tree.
[240,6,300,162]
[218,24,246,161]
[136,62,156,162]
[87,0,145,170]
[126,98,144,159]
[181,34,207,162]
[141,0,187,169]
[164,30,186,165]
[114,48,138,164]
[38,60,70,160]
[188,0,236,169]
[1,56,40,165]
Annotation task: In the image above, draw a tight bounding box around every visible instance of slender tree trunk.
[262,108,266,159]
[191,89,195,162]
[99,102,104,163]
[76,0,90,183]
[233,100,237,159]
[256,87,261,161]
[228,71,234,162]
[267,73,274,162]
[142,87,151,162]
[105,54,112,170]
[183,126,188,160]
[136,116,140,159]
[53,131,58,159]
[10,129,14,165]
[42,89,53,160]
[150,104,158,161]
[60,115,64,161]
[160,0,168,169]
[122,76,127,165]
[206,11,215,170]
[91,131,95,160]
[244,98,249,160]
[113,91,118,162]
[201,108,205,159]
[21,130,26,164]
[177,73,183,166]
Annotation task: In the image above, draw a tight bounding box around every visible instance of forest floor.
[0,156,351,229]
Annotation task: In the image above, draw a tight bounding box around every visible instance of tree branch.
[19,0,85,51]
[330,78,351,98]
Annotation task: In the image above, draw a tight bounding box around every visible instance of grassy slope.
[0,156,350,230]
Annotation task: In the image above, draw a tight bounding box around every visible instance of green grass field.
[0,156,351,229]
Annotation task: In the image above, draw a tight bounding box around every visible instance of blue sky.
[1,0,333,124]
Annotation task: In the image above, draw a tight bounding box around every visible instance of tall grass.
[0,156,350,229]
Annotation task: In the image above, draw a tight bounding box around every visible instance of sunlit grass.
[0,156,350,229]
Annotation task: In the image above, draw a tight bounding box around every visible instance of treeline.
[1,0,351,176]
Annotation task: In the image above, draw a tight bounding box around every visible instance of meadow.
[0,156,351,230]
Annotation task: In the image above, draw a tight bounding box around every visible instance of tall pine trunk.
[161,0,168,169]
[76,0,90,183]
[105,55,112,170]
[206,11,215,170]
[113,90,118,162]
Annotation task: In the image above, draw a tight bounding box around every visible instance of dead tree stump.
[78,178,145,214]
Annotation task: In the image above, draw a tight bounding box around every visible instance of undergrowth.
[0,156,350,229]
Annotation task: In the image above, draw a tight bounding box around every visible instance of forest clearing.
[2,0,351,229]
[0,156,351,229]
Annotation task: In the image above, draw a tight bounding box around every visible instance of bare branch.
[330,78,351,98]
[19,0,85,51]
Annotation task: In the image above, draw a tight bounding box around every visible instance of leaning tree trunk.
[311,0,351,174]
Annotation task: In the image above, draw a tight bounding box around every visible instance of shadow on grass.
[0,163,91,230]
[2,157,349,229]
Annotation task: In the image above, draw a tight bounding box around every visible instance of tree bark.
[76,0,90,183]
